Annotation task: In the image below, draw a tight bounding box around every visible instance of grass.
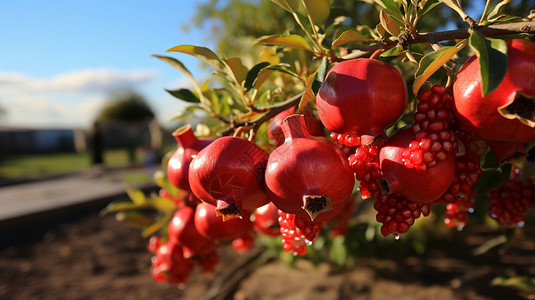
[0,149,150,179]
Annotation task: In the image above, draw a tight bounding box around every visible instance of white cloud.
[0,68,160,128]
[0,68,158,94]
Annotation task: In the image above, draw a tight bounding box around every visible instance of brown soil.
[1,210,534,300]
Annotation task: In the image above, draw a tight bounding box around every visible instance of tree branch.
[219,91,304,136]
[342,20,535,60]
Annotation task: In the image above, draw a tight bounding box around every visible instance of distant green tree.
[97,90,155,123]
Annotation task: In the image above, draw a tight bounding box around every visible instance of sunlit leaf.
[380,0,404,21]
[166,44,225,70]
[380,9,401,36]
[260,47,281,65]
[413,45,462,94]
[142,215,172,238]
[483,0,511,22]
[244,62,271,91]
[255,68,274,90]
[125,186,147,205]
[255,34,314,52]
[332,29,375,47]
[469,31,508,97]
[270,0,298,13]
[100,201,151,216]
[438,0,468,19]
[165,88,200,103]
[303,0,330,25]
[380,44,405,57]
[223,57,249,86]
[115,211,155,228]
[149,194,176,214]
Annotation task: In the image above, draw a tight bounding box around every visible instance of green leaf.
[475,151,512,193]
[332,29,375,47]
[223,57,249,86]
[115,211,155,228]
[149,194,176,214]
[380,0,403,17]
[380,44,405,57]
[100,200,151,216]
[266,64,301,78]
[142,215,172,238]
[438,0,468,19]
[418,0,441,18]
[244,62,271,91]
[255,34,314,52]
[312,56,329,94]
[125,186,147,205]
[413,45,462,94]
[166,44,225,70]
[303,0,330,25]
[469,31,508,97]
[483,0,511,22]
[165,88,200,103]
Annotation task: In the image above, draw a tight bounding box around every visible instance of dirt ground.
[1,209,534,300]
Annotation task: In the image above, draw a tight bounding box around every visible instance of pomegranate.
[453,39,535,152]
[378,126,456,204]
[151,240,194,285]
[265,115,356,223]
[486,139,527,165]
[252,202,280,237]
[188,136,270,220]
[167,206,216,258]
[167,124,212,192]
[194,202,254,241]
[267,106,324,146]
[316,58,408,144]
[278,210,324,256]
[374,193,431,237]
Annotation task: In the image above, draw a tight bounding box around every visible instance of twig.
[342,20,535,60]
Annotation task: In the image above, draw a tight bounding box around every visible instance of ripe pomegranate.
[188,136,270,220]
[316,58,408,144]
[374,193,431,237]
[378,126,456,204]
[267,107,324,146]
[167,124,212,192]
[252,202,280,237]
[194,202,254,241]
[167,206,216,258]
[278,210,324,256]
[453,39,535,157]
[151,240,194,285]
[265,115,356,223]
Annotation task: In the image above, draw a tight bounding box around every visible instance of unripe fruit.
[378,126,456,203]
[167,124,212,192]
[453,39,535,147]
[189,136,270,220]
[316,58,408,144]
[265,115,355,223]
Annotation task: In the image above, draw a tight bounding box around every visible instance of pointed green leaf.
[413,45,462,94]
[149,195,176,213]
[312,56,329,94]
[256,34,314,52]
[100,201,151,216]
[115,211,155,228]
[483,0,511,22]
[165,88,200,103]
[166,44,225,70]
[332,29,375,47]
[469,31,508,97]
[419,0,441,17]
[244,62,271,91]
[475,151,512,193]
[380,0,404,20]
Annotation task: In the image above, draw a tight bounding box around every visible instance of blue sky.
[0,1,213,129]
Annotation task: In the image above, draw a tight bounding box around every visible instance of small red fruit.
[194,202,254,241]
[252,202,280,237]
[189,136,270,220]
[316,58,408,144]
[151,240,194,285]
[167,206,216,258]
[453,39,535,150]
[265,115,355,223]
[167,124,212,192]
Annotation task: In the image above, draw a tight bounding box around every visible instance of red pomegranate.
[378,126,456,204]
[316,58,408,144]
[194,202,254,241]
[150,240,194,285]
[188,136,270,220]
[265,115,356,223]
[453,39,535,148]
[167,124,212,192]
[267,106,324,146]
[167,206,215,258]
[252,202,280,237]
